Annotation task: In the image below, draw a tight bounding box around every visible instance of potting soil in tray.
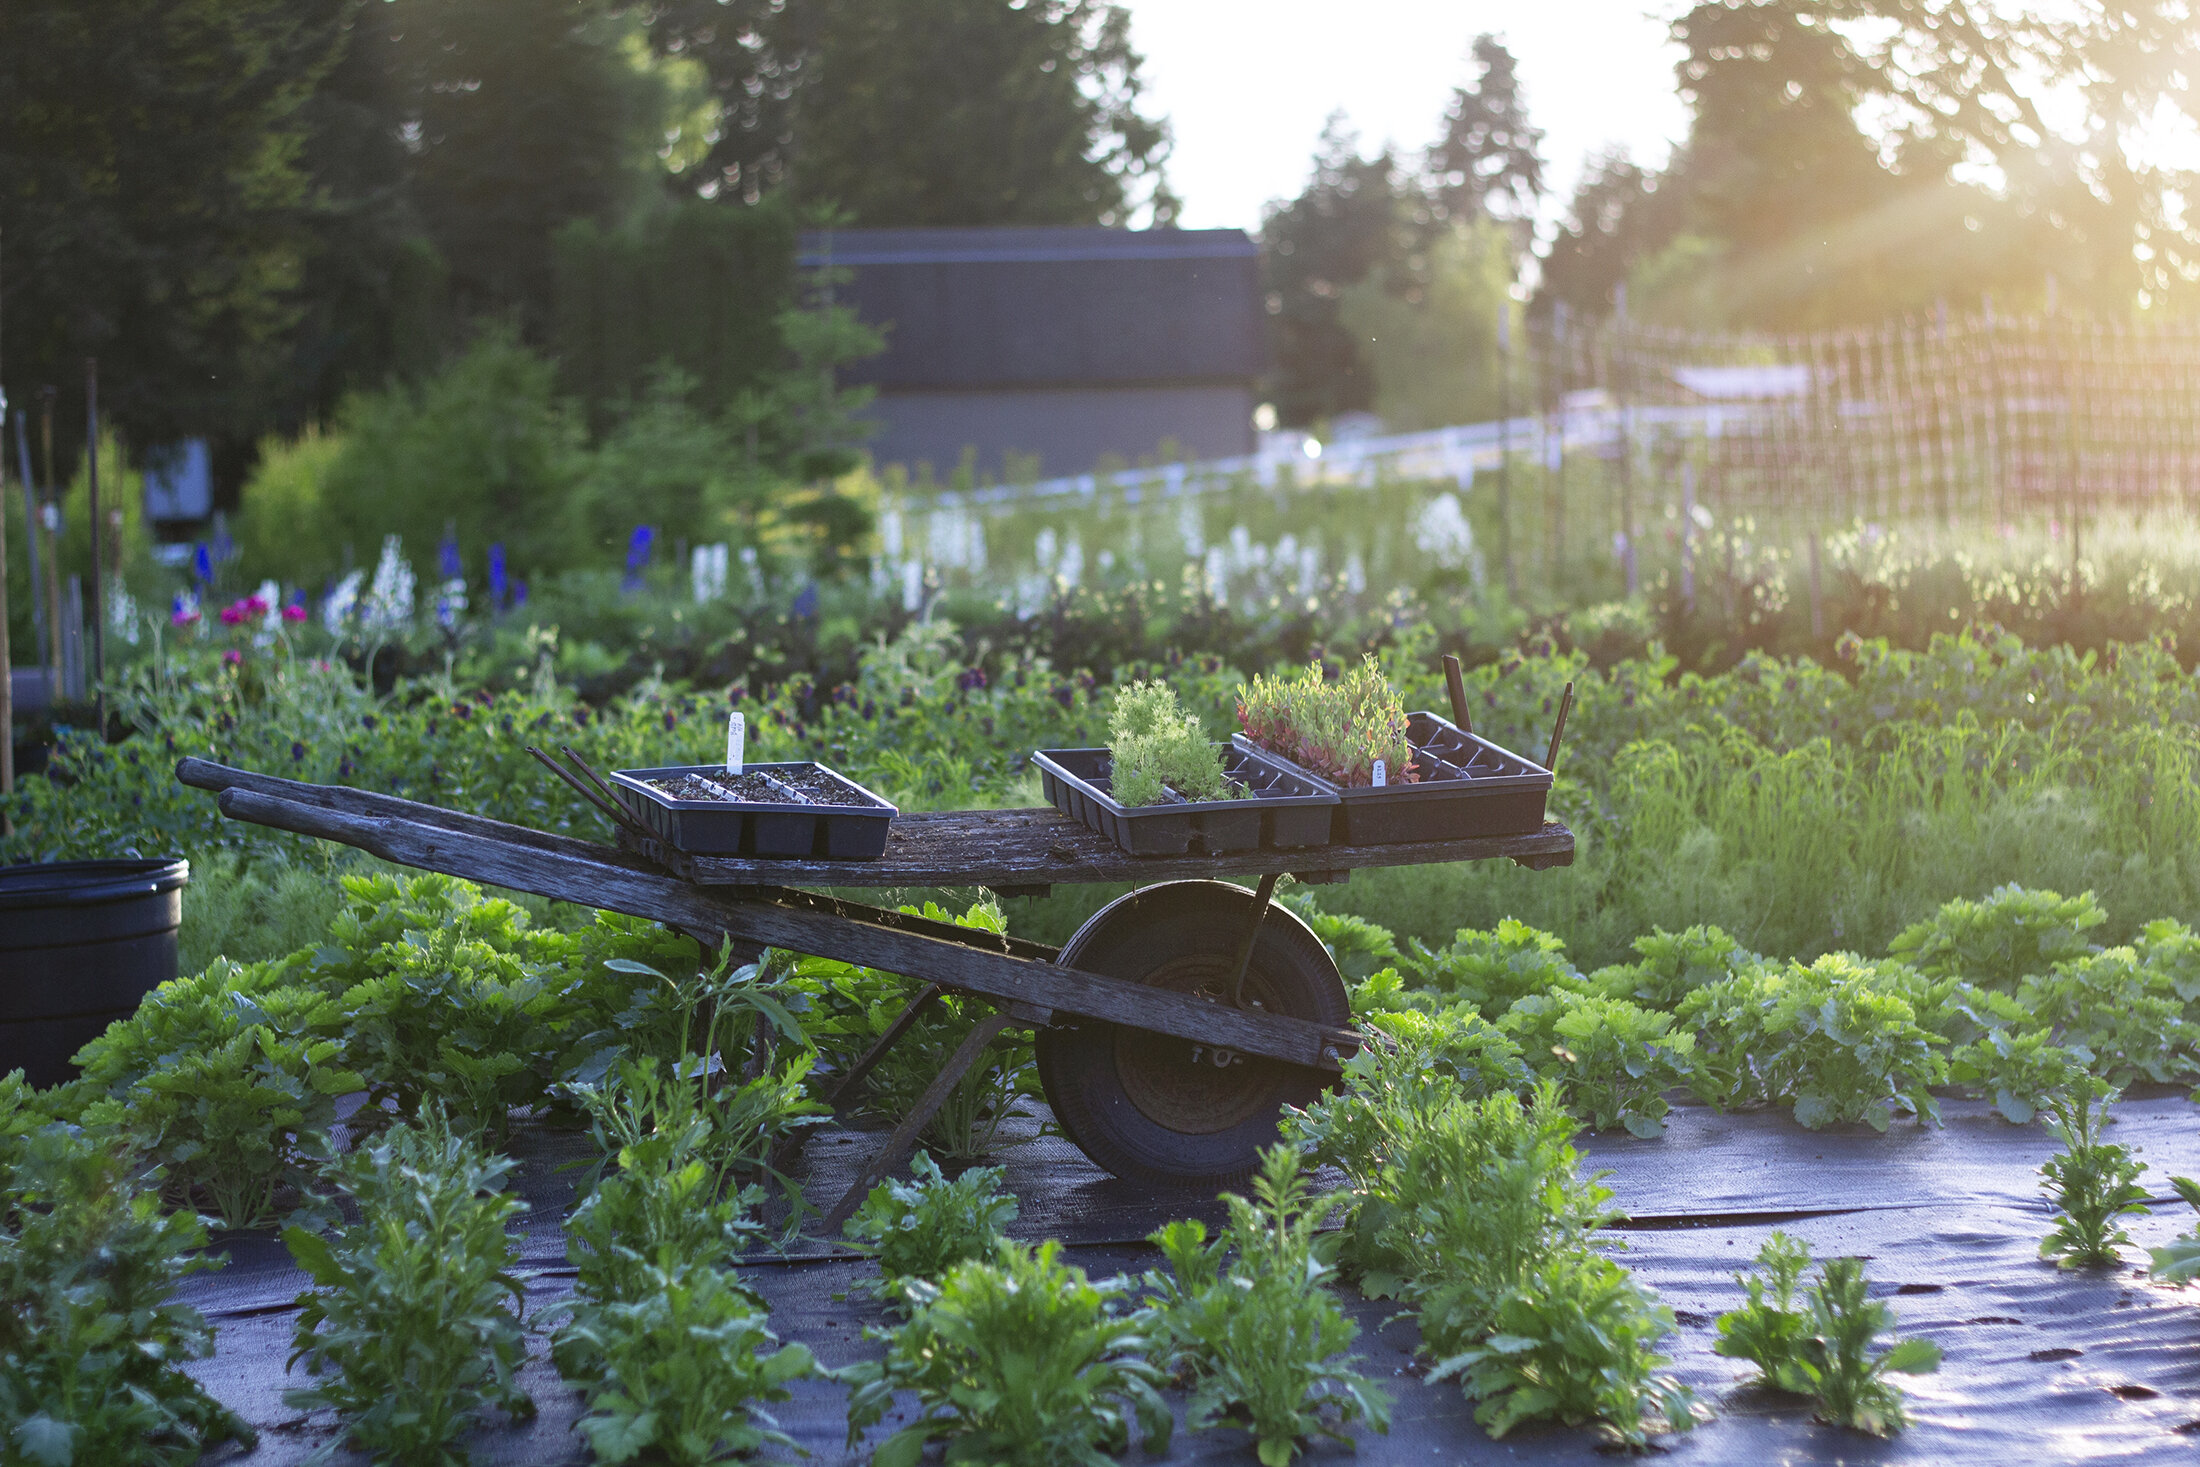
[182,1095,2200,1465]
[1032,743,1337,856]
[1235,710,1554,845]
[609,761,896,859]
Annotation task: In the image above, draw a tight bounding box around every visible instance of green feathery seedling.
[1713,1239,1939,1436]
[2148,1177,2200,1283]
[1108,679,1234,806]
[2038,1079,2151,1268]
[1145,1147,1390,1465]
[843,1152,1019,1307]
[844,1240,1172,1467]
[1802,1258,1941,1436]
[1429,1247,1702,1449]
[282,1107,535,1464]
[1712,1231,1815,1393]
[1236,655,1412,787]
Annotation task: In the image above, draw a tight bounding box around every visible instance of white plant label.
[726,712,745,775]
[1371,758,1387,787]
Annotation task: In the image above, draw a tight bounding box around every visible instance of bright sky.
[1123,1,1692,234]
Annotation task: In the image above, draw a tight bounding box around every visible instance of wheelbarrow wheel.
[1035,880,1349,1189]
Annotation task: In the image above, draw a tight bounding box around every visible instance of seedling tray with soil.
[1235,711,1553,845]
[1030,743,1338,856]
[608,761,897,859]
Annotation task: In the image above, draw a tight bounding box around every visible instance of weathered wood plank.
[213,788,1356,1071]
[630,808,1576,887]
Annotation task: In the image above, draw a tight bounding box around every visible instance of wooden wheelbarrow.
[177,755,1573,1228]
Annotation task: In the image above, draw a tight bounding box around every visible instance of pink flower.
[281,604,308,623]
[222,649,244,667]
[219,603,247,626]
[171,608,201,627]
[243,594,270,615]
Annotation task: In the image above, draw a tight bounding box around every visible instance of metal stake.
[1225,871,1280,1009]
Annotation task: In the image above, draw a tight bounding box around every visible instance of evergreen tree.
[1428,35,1545,224]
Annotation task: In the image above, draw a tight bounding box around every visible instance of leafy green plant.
[1144,1148,1390,1465]
[558,1111,765,1334]
[70,955,361,1229]
[843,1152,1018,1305]
[2017,948,2200,1089]
[1497,991,1694,1137]
[1401,918,1586,1020]
[282,1108,535,1464]
[2146,1176,2200,1284]
[1587,923,1763,1010]
[1108,679,1234,806]
[1714,1237,1938,1434]
[0,1124,255,1467]
[844,1240,1172,1467]
[1292,1076,1613,1347]
[2038,1080,2151,1268]
[1237,655,1412,787]
[559,1262,818,1467]
[1680,954,1947,1130]
[1430,1247,1702,1448]
[1712,1231,1815,1392]
[1888,884,2106,989]
[1948,1026,2088,1124]
[1284,897,1401,983]
[1792,1257,1940,1435]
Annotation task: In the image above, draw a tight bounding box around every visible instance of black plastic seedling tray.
[608,762,897,859]
[1030,744,1339,856]
[1232,711,1552,845]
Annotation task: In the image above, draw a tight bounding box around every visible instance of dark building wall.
[803,227,1265,476]
[869,383,1257,481]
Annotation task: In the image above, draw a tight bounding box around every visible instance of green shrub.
[843,1153,1018,1306]
[1108,679,1233,806]
[1401,918,1586,1019]
[1430,1247,1701,1448]
[0,1125,254,1466]
[1680,954,1947,1129]
[1497,991,1695,1137]
[283,1109,535,1463]
[1887,884,2106,989]
[2038,1081,2151,1268]
[568,1051,825,1224]
[1145,1148,1390,1465]
[844,1239,1172,1467]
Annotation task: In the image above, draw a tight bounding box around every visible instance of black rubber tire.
[1035,880,1349,1189]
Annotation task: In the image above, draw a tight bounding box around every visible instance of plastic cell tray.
[609,763,898,860]
[1231,711,1553,845]
[1030,743,1339,857]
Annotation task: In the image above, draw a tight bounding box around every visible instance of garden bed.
[178,1096,2200,1465]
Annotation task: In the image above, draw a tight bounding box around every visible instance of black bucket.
[0,859,188,1087]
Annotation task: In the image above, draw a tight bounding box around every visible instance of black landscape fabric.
[181,1097,2200,1465]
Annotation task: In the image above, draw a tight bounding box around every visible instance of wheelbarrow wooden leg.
[826,983,946,1108]
[821,1008,1017,1232]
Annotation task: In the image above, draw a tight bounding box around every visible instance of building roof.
[798,226,1266,392]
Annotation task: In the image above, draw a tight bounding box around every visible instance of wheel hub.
[1112,954,1284,1134]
